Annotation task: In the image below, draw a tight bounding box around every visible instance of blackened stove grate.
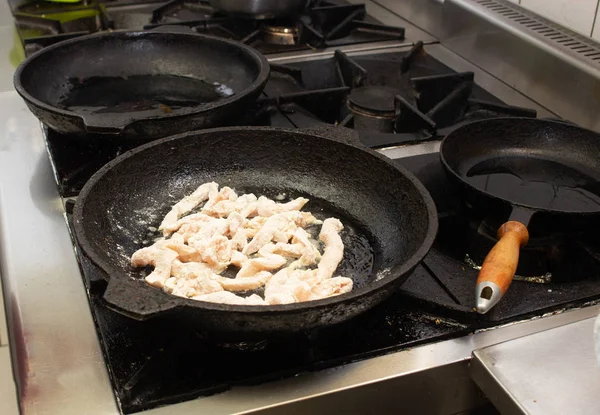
[44,44,600,413]
[15,0,405,56]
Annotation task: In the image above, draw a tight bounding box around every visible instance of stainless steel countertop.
[471,317,600,415]
[0,1,597,414]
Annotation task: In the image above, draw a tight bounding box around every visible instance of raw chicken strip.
[192,291,266,305]
[308,277,353,300]
[230,228,249,252]
[202,186,238,216]
[161,212,215,235]
[134,182,350,305]
[187,218,229,241]
[164,268,223,298]
[230,251,247,267]
[256,196,309,217]
[236,254,287,278]
[243,211,321,255]
[227,212,244,235]
[159,182,218,233]
[289,228,321,269]
[214,271,272,291]
[264,268,316,305]
[154,239,202,263]
[258,242,303,258]
[131,246,179,288]
[316,218,345,281]
[189,234,232,273]
[204,193,258,218]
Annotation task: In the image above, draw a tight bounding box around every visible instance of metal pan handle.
[475,205,535,314]
[81,115,130,135]
[103,276,180,320]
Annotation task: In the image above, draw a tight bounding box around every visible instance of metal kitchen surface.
[3,1,600,415]
[470,317,600,415]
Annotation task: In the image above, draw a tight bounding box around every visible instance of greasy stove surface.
[73,245,467,414]
[45,46,534,196]
[15,0,404,56]
[46,44,600,413]
[397,153,600,323]
[66,151,600,414]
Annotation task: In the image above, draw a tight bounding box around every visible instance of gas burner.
[465,214,565,282]
[261,22,301,45]
[448,208,600,284]
[347,86,399,132]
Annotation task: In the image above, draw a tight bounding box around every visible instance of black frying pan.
[72,126,437,336]
[440,117,600,314]
[14,31,269,140]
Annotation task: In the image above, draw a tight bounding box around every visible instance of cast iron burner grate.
[262,42,537,147]
[60,149,600,413]
[146,1,405,53]
[64,219,467,414]
[395,153,600,323]
[43,45,538,197]
[15,0,405,56]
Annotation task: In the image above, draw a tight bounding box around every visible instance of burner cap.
[261,22,301,45]
[347,86,399,116]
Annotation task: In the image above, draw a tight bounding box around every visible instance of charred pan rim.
[73,126,438,315]
[13,31,270,121]
[439,117,600,216]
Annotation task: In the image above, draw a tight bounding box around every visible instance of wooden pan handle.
[475,221,529,314]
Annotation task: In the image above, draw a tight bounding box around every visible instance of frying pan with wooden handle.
[440,117,600,314]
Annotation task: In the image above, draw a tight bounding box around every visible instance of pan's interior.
[442,118,600,213]
[18,32,262,114]
[76,129,433,303]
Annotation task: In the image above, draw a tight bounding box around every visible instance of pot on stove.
[209,0,310,19]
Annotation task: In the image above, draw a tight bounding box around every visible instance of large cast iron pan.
[14,31,269,140]
[72,126,437,336]
[440,117,600,314]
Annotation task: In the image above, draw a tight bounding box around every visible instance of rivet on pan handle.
[475,206,534,314]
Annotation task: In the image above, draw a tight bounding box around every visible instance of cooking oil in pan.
[465,157,600,212]
[58,74,234,116]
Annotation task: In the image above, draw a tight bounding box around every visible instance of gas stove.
[5,1,600,415]
[13,0,409,56]
[42,41,600,412]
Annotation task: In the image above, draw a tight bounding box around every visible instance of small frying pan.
[440,118,600,314]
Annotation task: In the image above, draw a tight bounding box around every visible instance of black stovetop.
[46,43,536,196]
[65,149,600,414]
[15,0,405,56]
[46,44,600,413]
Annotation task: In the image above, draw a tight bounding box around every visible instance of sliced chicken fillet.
[159,182,218,233]
[236,254,287,278]
[134,183,350,305]
[214,271,272,291]
[244,211,320,255]
[258,242,303,258]
[189,234,232,273]
[264,268,317,304]
[192,291,266,305]
[289,228,321,269]
[316,218,345,281]
[309,276,353,300]
[202,186,237,213]
[256,196,309,217]
[131,246,179,288]
[161,212,215,235]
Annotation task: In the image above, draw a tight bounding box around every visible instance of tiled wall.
[507,0,600,40]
